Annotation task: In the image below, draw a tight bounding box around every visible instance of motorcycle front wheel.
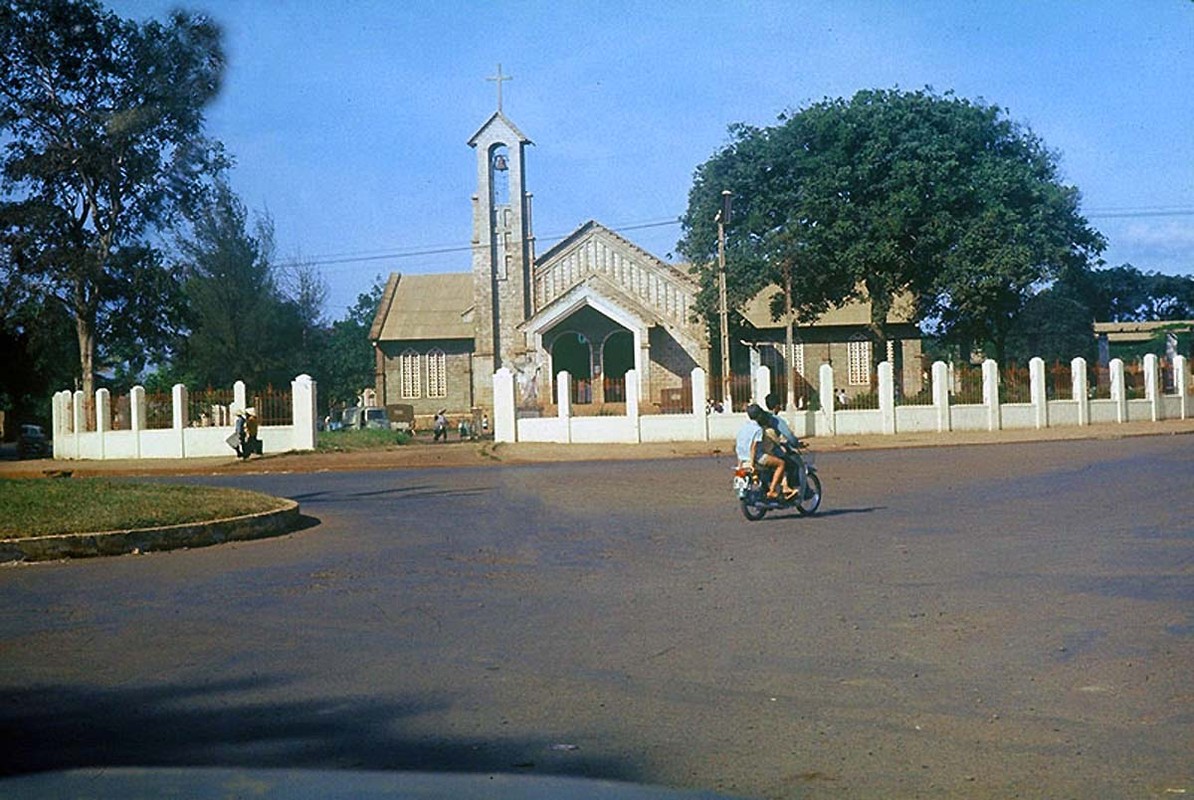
[740,497,769,521]
[794,470,823,516]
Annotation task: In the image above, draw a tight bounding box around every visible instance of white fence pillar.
[556,370,573,443]
[819,363,836,436]
[878,361,895,435]
[754,365,771,407]
[932,361,950,432]
[625,369,641,442]
[1110,358,1126,423]
[1030,357,1047,429]
[1143,353,1160,421]
[1072,357,1089,426]
[96,388,111,459]
[981,359,1000,431]
[691,367,709,441]
[233,380,247,413]
[73,389,86,436]
[291,374,317,451]
[172,383,188,457]
[1175,355,1189,419]
[493,367,517,443]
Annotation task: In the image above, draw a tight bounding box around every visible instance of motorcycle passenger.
[738,403,798,501]
[765,392,804,496]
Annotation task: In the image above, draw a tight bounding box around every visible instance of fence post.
[556,370,573,444]
[130,385,146,459]
[1143,353,1160,421]
[625,369,641,442]
[878,361,895,435]
[291,374,317,451]
[233,380,247,413]
[754,365,771,407]
[981,359,1000,431]
[1175,355,1189,420]
[96,388,111,460]
[932,361,950,432]
[493,368,517,443]
[51,391,65,459]
[1030,357,1047,429]
[819,363,836,436]
[1110,358,1126,423]
[1071,357,1089,426]
[73,389,86,438]
[691,367,709,441]
[172,383,188,457]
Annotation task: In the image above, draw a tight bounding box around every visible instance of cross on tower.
[487,63,512,112]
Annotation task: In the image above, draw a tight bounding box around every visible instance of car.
[17,423,51,459]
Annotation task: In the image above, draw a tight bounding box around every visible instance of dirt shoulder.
[2,418,1192,478]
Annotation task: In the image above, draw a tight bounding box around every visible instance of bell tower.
[468,65,534,407]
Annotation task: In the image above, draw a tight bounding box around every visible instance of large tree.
[679,88,1105,364]
[174,183,287,388]
[313,279,384,412]
[0,0,227,414]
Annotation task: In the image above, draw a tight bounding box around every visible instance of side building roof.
[371,272,475,342]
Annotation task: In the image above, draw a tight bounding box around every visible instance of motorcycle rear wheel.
[794,470,823,516]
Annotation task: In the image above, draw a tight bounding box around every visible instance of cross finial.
[487,63,512,113]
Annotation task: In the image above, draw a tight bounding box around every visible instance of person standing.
[232,408,247,458]
[433,409,448,443]
[244,407,260,459]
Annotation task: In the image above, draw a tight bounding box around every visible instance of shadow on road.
[0,677,640,783]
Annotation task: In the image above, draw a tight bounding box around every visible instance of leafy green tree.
[314,280,383,412]
[0,0,227,412]
[1085,265,1194,322]
[173,183,297,388]
[679,88,1105,365]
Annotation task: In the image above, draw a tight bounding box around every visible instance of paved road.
[1,437,1191,798]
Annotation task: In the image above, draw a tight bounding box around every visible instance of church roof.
[740,285,918,330]
[371,272,474,342]
[536,220,697,287]
[467,111,532,147]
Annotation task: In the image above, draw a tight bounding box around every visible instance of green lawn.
[0,479,287,537]
[315,428,412,452]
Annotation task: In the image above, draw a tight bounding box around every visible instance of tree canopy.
[678,88,1106,364]
[0,0,227,411]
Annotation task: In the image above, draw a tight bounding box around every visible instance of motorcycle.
[733,444,822,521]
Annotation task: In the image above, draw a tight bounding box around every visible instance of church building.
[370,94,709,419]
[370,79,925,420]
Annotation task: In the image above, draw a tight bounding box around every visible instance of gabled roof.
[740,285,918,330]
[536,220,697,287]
[371,272,474,342]
[467,111,532,147]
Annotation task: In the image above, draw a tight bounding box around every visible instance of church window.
[848,335,872,386]
[427,348,447,398]
[400,349,421,399]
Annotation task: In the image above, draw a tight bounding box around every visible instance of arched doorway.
[552,332,592,404]
[602,330,634,402]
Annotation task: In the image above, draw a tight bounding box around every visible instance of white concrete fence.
[51,375,317,460]
[494,355,1190,444]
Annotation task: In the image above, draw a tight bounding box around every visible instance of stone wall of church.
[377,339,475,416]
[647,326,707,404]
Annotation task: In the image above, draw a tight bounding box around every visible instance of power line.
[275,218,682,272]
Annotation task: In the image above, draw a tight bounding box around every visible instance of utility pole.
[783,260,796,412]
[716,190,733,410]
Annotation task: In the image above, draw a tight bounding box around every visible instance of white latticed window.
[792,341,805,379]
[400,349,421,399]
[427,348,447,398]
[847,336,872,386]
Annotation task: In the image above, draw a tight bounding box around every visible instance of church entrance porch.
[544,306,636,408]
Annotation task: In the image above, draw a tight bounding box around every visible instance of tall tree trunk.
[76,310,95,430]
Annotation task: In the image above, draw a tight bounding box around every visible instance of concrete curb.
[0,499,301,563]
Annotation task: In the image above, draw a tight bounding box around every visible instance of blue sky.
[108,1,1194,318]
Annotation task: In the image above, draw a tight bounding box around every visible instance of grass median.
[0,478,288,538]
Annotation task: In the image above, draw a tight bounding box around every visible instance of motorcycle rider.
[737,403,797,501]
